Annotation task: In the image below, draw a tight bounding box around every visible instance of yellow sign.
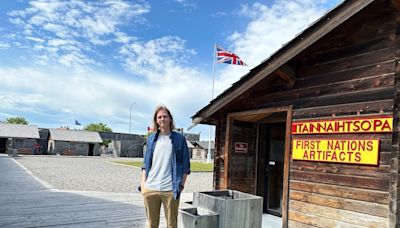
[292,139,379,165]
[292,116,392,134]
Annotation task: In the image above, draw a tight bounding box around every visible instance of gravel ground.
[14,155,213,193]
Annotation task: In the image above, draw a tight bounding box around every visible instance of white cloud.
[119,36,196,81]
[214,0,333,95]
[0,64,211,135]
[7,0,150,68]
[114,32,134,44]
[26,36,45,43]
[173,0,196,9]
[58,52,96,68]
[9,17,24,25]
[3,0,211,136]
[0,0,339,140]
[0,42,10,49]
[47,39,75,46]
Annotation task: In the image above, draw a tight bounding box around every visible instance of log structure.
[192,0,400,227]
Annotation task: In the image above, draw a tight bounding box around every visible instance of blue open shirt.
[142,130,191,199]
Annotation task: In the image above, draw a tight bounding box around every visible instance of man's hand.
[140,170,146,193]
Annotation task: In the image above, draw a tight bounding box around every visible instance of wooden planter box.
[179,207,219,228]
[193,190,263,228]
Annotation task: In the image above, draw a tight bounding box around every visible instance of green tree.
[84,123,112,146]
[84,122,112,132]
[5,117,29,125]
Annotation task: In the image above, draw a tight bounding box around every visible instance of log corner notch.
[275,64,296,87]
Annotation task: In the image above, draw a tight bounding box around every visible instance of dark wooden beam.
[223,116,233,189]
[275,65,296,85]
[258,86,394,110]
[294,99,393,118]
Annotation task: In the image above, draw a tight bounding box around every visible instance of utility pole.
[129,102,135,134]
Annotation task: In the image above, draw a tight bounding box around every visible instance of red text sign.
[292,116,392,134]
[235,142,248,153]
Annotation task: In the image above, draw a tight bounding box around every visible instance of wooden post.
[282,106,293,228]
[224,115,233,189]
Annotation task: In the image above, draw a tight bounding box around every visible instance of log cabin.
[191,0,400,227]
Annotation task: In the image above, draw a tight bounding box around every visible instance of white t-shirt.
[145,134,173,191]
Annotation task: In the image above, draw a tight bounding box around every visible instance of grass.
[112,160,213,172]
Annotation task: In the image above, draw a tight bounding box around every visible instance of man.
[141,105,190,228]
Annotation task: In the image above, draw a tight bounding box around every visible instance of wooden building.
[99,131,145,157]
[48,129,102,156]
[0,123,40,155]
[191,141,215,160]
[191,0,400,227]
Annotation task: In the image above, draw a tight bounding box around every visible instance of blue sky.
[0,0,342,139]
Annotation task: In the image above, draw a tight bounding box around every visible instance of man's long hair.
[152,105,175,131]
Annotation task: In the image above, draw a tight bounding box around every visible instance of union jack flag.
[216,45,247,66]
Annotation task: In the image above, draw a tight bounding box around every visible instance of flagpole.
[207,44,216,163]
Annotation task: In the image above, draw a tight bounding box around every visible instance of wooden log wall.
[225,0,395,113]
[209,0,400,227]
[390,3,400,227]
[290,106,392,227]
[213,117,257,193]
[214,117,227,189]
[287,2,396,227]
[228,120,257,194]
[210,0,399,227]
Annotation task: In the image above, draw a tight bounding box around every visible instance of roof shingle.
[49,129,102,143]
[0,123,40,139]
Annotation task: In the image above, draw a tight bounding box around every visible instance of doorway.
[88,144,94,156]
[224,106,292,225]
[0,138,6,153]
[257,123,286,216]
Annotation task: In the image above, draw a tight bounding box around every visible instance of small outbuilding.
[191,141,215,160]
[99,132,145,157]
[48,129,102,156]
[0,123,40,155]
[192,0,400,227]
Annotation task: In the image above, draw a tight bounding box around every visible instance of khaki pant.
[142,187,180,228]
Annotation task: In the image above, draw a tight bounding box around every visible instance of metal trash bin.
[193,190,263,228]
[179,207,219,228]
